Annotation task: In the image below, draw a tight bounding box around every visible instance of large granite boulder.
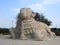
[11,8,56,40]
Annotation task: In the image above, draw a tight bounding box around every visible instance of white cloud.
[14,8,20,14]
[27,3,46,11]
[14,3,46,14]
[43,0,60,4]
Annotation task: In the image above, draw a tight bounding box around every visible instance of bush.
[0,28,10,35]
[51,28,60,36]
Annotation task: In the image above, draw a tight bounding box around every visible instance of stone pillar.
[9,28,15,38]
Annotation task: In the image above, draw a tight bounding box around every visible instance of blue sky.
[0,0,60,28]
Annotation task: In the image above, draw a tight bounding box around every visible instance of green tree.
[34,13,52,26]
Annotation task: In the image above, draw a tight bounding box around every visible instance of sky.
[0,0,60,28]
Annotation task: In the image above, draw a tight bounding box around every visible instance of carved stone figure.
[10,8,56,40]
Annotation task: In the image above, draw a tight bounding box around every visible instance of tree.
[0,28,10,34]
[34,12,52,26]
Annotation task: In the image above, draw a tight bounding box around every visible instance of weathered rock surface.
[10,8,56,40]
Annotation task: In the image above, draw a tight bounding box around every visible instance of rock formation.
[10,8,56,40]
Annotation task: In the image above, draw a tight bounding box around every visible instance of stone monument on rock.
[9,8,56,41]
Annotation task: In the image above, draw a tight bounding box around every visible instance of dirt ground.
[0,35,60,45]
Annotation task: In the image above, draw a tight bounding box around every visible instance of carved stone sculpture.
[11,8,56,40]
